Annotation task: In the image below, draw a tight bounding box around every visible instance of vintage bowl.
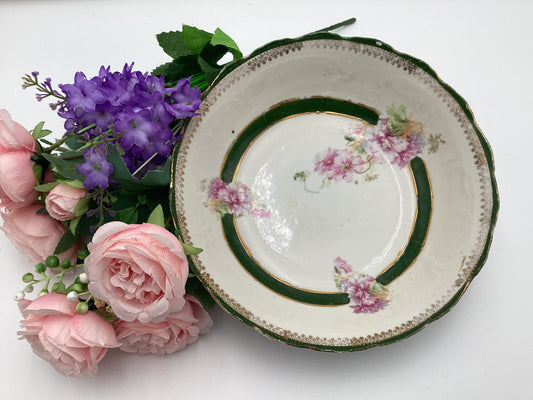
[171,32,499,351]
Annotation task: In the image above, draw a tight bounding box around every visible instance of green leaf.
[54,229,77,255]
[40,153,84,181]
[74,197,89,217]
[190,280,216,309]
[181,242,203,256]
[65,135,84,150]
[32,121,52,140]
[61,179,85,188]
[34,181,60,192]
[69,216,81,234]
[166,55,202,83]
[32,163,43,183]
[152,61,171,77]
[108,146,171,191]
[115,207,138,225]
[182,25,213,54]
[200,42,231,66]
[147,204,165,227]
[211,28,242,59]
[156,30,193,59]
[198,56,222,84]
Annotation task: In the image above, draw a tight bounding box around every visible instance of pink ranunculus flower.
[18,293,120,377]
[45,183,86,221]
[114,295,213,355]
[1,204,79,263]
[85,221,189,323]
[0,109,38,209]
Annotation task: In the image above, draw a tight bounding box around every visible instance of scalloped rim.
[171,32,500,352]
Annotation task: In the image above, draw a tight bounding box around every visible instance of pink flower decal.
[334,257,389,314]
[207,177,270,218]
[362,119,424,168]
[114,295,213,355]
[85,221,189,323]
[314,147,339,175]
[294,104,435,192]
[18,293,120,377]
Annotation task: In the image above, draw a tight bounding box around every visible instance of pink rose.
[18,293,120,377]
[0,109,38,209]
[1,204,79,263]
[114,295,213,354]
[85,222,189,323]
[45,183,85,221]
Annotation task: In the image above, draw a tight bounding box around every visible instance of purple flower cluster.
[58,64,201,188]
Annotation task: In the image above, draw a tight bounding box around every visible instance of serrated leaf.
[156,30,193,59]
[34,181,60,192]
[182,25,213,54]
[40,153,84,181]
[74,197,89,217]
[211,28,242,59]
[152,61,171,77]
[54,229,77,255]
[147,204,165,227]
[181,242,203,256]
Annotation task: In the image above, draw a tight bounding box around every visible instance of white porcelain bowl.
[172,33,499,351]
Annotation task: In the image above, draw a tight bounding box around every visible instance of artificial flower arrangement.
[0,24,245,377]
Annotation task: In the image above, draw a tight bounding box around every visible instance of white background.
[0,1,531,399]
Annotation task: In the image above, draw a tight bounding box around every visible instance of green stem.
[42,132,79,153]
[314,18,356,33]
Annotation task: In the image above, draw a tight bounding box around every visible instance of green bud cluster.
[16,252,89,302]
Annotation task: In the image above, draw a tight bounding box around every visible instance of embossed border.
[171,33,499,351]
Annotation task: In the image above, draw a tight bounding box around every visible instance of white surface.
[0,0,530,399]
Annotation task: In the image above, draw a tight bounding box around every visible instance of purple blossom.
[76,150,114,189]
[58,63,201,176]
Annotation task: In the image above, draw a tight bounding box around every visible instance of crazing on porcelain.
[293,104,443,192]
[334,257,389,313]
[204,177,270,218]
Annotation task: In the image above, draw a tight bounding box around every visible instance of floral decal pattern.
[294,104,444,191]
[205,177,270,218]
[334,257,389,314]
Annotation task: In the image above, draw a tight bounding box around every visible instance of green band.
[220,98,431,305]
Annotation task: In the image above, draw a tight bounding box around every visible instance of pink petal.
[71,312,120,348]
